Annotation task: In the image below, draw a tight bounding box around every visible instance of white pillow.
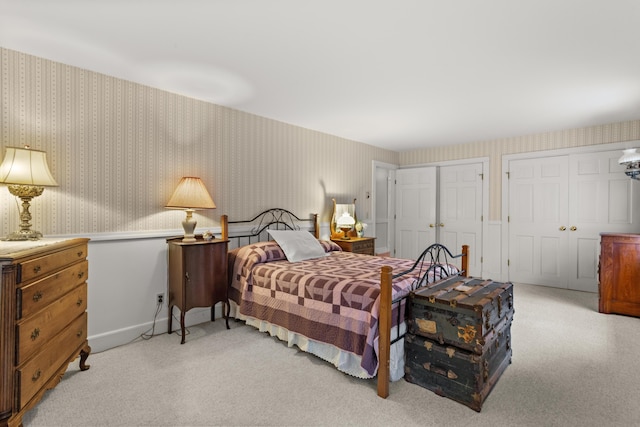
[267,230,328,263]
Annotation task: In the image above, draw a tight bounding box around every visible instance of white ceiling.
[1,1,640,152]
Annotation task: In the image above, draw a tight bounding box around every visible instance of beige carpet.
[23,283,639,426]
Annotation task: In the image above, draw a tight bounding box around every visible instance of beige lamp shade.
[166,177,216,242]
[0,146,58,240]
[0,146,58,186]
[166,177,216,209]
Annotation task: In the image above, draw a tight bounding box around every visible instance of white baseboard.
[88,305,226,353]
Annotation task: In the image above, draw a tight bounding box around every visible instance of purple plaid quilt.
[228,240,457,376]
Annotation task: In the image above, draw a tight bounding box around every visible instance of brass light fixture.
[0,146,59,240]
[165,177,216,242]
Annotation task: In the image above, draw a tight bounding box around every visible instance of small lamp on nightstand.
[337,212,356,239]
[0,146,59,240]
[166,177,216,242]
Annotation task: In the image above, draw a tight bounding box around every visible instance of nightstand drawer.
[18,260,88,319]
[350,239,374,254]
[19,243,88,283]
[332,237,376,256]
[16,282,88,364]
[16,312,88,409]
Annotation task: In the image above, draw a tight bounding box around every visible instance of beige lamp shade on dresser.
[0,146,58,240]
[166,177,216,242]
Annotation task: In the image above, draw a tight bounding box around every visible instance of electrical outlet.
[157,293,164,305]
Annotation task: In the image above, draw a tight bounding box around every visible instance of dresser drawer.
[351,239,374,254]
[18,260,88,319]
[19,243,88,283]
[16,312,88,409]
[16,283,88,365]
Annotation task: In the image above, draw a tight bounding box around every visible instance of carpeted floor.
[22,283,640,426]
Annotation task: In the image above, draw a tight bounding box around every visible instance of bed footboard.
[377,244,469,398]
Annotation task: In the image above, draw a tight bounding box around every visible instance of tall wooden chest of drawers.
[0,238,90,427]
[598,233,640,317]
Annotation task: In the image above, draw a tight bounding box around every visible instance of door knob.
[439,223,445,227]
[570,226,577,231]
[559,226,566,231]
[429,224,434,228]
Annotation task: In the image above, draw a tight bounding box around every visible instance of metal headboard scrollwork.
[221,208,319,249]
[388,242,468,345]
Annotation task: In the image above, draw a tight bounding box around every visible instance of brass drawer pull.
[32,369,41,382]
[78,271,85,279]
[33,265,41,274]
[77,329,83,337]
[77,250,84,257]
[33,291,43,302]
[31,328,40,341]
[77,298,83,306]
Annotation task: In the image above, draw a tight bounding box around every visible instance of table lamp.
[0,146,59,240]
[166,177,216,242]
[337,212,356,239]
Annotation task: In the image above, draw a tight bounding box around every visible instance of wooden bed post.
[312,213,319,238]
[377,265,393,398]
[461,244,469,277]
[221,214,228,241]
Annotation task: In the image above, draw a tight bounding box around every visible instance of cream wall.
[3,47,640,351]
[400,120,640,220]
[0,48,398,237]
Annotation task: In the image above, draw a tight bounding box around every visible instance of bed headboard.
[221,208,319,249]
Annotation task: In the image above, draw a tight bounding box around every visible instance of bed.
[221,208,468,398]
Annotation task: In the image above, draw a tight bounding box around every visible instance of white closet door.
[395,167,437,259]
[508,156,569,287]
[439,163,483,276]
[568,150,640,292]
[508,149,639,292]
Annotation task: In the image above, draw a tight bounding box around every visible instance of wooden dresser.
[331,237,375,255]
[599,233,640,318]
[0,238,90,427]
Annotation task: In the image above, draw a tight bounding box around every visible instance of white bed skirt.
[229,301,406,382]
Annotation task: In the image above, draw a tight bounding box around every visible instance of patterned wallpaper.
[400,120,640,220]
[0,48,399,237]
[2,48,639,236]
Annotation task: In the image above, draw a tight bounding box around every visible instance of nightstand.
[166,236,229,344]
[331,236,376,255]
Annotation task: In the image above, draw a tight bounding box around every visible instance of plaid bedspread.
[228,240,457,376]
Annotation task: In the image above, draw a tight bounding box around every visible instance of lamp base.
[181,209,197,242]
[3,229,43,241]
[4,185,45,241]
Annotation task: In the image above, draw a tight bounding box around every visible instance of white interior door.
[567,150,640,292]
[508,156,569,287]
[439,163,483,276]
[395,167,437,259]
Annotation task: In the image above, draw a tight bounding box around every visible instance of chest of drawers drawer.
[18,260,88,319]
[16,282,88,364]
[19,243,88,283]
[16,312,88,409]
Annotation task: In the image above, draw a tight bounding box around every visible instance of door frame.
[500,140,640,284]
[371,160,398,255]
